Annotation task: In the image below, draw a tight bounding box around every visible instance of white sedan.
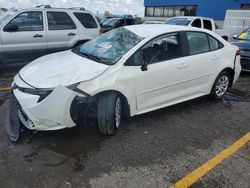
[6,25,241,142]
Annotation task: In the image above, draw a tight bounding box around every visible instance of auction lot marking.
[171,132,250,188]
[0,87,11,92]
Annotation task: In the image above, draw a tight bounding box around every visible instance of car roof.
[124,24,206,38]
[170,16,213,20]
[14,7,93,14]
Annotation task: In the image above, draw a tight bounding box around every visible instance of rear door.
[183,31,223,96]
[46,11,79,53]
[1,11,46,64]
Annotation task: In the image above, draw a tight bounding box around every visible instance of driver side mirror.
[232,35,238,40]
[141,59,148,71]
[141,50,149,71]
[4,24,19,32]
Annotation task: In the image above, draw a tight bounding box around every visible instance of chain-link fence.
[224,9,250,35]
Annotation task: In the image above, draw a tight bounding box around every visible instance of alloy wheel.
[115,97,121,128]
[215,75,229,97]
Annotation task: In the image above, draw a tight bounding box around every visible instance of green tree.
[104,10,111,17]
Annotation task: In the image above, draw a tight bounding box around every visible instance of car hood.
[231,40,250,51]
[19,50,109,88]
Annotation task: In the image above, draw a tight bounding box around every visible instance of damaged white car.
[6,25,241,142]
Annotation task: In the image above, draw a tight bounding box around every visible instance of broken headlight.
[16,86,52,102]
[67,83,89,98]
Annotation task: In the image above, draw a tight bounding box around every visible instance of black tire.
[97,93,121,135]
[210,71,231,99]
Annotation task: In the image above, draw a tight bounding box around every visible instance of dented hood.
[19,50,109,88]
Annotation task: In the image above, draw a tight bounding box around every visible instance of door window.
[203,20,212,31]
[135,34,180,65]
[126,34,181,66]
[4,11,43,32]
[208,35,223,51]
[191,19,201,28]
[187,32,209,55]
[116,19,125,27]
[125,19,134,26]
[47,11,76,30]
[74,13,97,28]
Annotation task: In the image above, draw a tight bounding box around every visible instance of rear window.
[191,19,201,28]
[74,12,98,28]
[208,35,223,51]
[187,32,209,55]
[203,20,212,31]
[165,18,191,26]
[125,19,134,25]
[47,11,76,30]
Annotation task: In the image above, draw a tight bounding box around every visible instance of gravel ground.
[0,68,249,188]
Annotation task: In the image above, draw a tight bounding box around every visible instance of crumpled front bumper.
[6,83,90,135]
[14,85,78,130]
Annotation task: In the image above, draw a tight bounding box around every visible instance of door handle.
[68,32,76,36]
[178,63,189,69]
[211,56,219,61]
[33,34,43,38]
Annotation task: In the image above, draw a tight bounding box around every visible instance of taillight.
[236,49,241,56]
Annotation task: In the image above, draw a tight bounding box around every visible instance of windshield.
[102,18,120,27]
[237,28,250,40]
[165,18,192,26]
[0,13,12,25]
[73,27,143,65]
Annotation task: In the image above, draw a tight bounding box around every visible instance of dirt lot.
[0,67,249,188]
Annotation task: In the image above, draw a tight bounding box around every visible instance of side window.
[126,19,134,26]
[117,19,125,27]
[208,35,223,51]
[47,12,76,30]
[203,20,212,31]
[187,32,209,55]
[191,19,201,28]
[125,50,143,66]
[74,13,97,28]
[4,11,43,32]
[142,34,181,64]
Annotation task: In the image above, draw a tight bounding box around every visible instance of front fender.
[77,68,137,116]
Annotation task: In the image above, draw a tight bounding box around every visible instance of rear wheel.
[210,71,231,99]
[97,93,121,135]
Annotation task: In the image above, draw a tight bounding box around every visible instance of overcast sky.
[0,0,145,16]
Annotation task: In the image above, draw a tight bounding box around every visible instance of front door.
[131,33,190,113]
[1,11,47,64]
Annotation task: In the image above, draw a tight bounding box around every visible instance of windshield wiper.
[74,49,109,64]
[81,52,103,62]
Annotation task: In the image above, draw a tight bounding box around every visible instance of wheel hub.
[215,75,229,97]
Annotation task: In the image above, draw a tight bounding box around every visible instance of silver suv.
[0,6,100,65]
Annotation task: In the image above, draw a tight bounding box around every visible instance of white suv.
[0,6,100,65]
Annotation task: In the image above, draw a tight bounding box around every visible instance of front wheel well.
[94,90,131,118]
